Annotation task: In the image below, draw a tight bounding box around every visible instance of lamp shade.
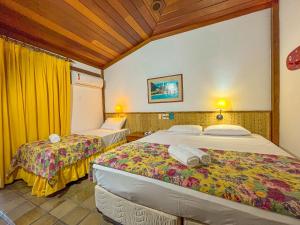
[216,99,227,110]
[115,105,123,113]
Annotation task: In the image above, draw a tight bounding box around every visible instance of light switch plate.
[162,113,169,120]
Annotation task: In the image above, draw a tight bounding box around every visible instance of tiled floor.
[0,178,113,225]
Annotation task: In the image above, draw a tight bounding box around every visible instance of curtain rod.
[0,34,72,62]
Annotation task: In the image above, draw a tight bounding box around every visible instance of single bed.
[74,128,129,150]
[9,134,106,197]
[8,117,129,197]
[92,130,299,225]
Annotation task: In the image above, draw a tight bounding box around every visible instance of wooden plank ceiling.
[0,0,272,69]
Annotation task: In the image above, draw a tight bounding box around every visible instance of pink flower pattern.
[92,141,300,219]
[9,134,104,185]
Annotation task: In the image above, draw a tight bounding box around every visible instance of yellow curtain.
[0,37,71,188]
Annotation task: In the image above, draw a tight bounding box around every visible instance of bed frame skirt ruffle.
[10,139,127,197]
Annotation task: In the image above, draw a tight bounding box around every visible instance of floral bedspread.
[10,134,104,185]
[93,142,300,219]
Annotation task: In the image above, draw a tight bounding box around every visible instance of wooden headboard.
[105,111,271,140]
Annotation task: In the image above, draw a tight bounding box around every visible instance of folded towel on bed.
[49,134,60,143]
[168,145,200,167]
[178,145,211,165]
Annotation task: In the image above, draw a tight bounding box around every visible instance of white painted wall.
[104,10,271,113]
[280,0,300,157]
[71,61,104,132]
[72,60,101,74]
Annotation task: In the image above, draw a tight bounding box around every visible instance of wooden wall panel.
[271,0,280,145]
[106,111,271,140]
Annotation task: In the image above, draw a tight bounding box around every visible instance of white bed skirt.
[95,185,182,225]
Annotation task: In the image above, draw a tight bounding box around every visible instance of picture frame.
[147,74,183,103]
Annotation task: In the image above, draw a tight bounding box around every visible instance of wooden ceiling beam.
[130,0,157,29]
[0,6,109,65]
[39,0,127,54]
[12,0,126,54]
[156,0,257,32]
[143,0,160,22]
[94,0,143,43]
[161,0,204,15]
[64,0,133,49]
[107,0,149,40]
[121,0,153,35]
[0,25,103,68]
[159,0,227,22]
[0,0,117,59]
[152,2,271,40]
[154,0,272,35]
[81,0,139,46]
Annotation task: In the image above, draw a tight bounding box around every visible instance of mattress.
[74,128,129,147]
[93,131,297,225]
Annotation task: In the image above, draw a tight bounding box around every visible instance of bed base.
[184,219,207,225]
[95,185,206,225]
[96,209,122,225]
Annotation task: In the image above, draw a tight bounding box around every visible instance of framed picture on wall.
[147,74,183,103]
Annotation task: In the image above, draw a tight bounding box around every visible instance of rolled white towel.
[178,145,211,165]
[168,145,200,167]
[49,134,60,143]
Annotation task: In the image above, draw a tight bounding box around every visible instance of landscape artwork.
[147,74,183,103]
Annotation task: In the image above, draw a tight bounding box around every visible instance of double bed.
[92,129,299,225]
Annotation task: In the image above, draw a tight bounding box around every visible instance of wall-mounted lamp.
[216,99,227,120]
[115,105,123,117]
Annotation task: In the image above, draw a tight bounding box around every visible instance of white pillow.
[101,117,126,130]
[203,125,251,136]
[168,125,203,135]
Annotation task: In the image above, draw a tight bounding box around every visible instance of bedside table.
[126,132,145,142]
